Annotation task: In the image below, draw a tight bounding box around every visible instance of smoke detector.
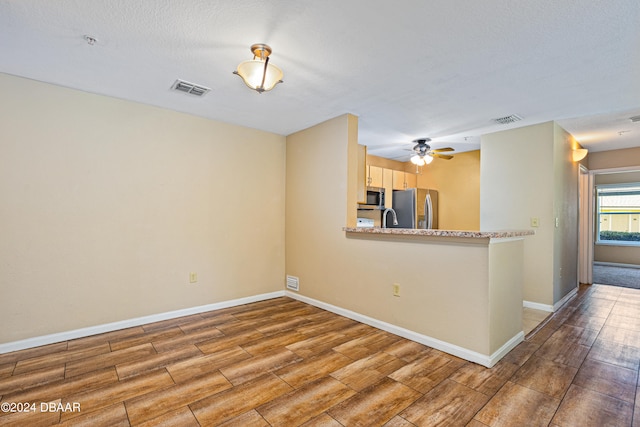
[171,79,210,97]
[492,114,523,125]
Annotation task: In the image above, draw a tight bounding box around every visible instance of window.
[596,183,640,245]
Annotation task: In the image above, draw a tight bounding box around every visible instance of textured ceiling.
[0,0,638,160]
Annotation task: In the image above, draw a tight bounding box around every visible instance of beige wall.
[480,122,579,306]
[553,123,580,302]
[587,147,640,170]
[0,73,286,344]
[286,115,522,357]
[481,123,554,305]
[488,239,524,353]
[417,150,480,230]
[595,245,640,266]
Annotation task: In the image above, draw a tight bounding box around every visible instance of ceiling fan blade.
[432,147,454,152]
[431,153,454,160]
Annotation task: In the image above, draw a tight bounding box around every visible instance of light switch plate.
[530,217,539,227]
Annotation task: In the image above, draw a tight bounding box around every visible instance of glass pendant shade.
[235,60,283,92]
[411,155,425,166]
[411,154,433,165]
[234,44,283,93]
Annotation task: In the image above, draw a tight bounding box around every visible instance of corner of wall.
[480,122,555,305]
[552,122,579,304]
[346,114,359,228]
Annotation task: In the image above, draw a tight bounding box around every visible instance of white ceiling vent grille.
[492,114,523,125]
[171,79,210,97]
[286,275,300,291]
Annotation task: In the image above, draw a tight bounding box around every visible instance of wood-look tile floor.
[1,283,640,426]
[523,307,551,336]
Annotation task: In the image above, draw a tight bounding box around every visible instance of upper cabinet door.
[392,170,406,190]
[368,165,383,188]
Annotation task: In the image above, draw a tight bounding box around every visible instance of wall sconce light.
[234,43,283,93]
[572,148,588,162]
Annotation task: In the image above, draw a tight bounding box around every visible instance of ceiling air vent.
[171,79,210,97]
[492,114,523,125]
[630,115,640,123]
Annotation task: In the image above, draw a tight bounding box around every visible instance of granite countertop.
[343,227,535,239]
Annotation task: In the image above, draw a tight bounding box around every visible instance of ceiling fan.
[409,138,454,165]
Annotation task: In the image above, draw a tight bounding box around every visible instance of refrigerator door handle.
[425,193,432,229]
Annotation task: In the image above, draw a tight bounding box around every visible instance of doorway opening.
[592,264,640,289]
[588,167,640,289]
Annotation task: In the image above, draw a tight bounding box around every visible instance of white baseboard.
[489,332,526,367]
[285,291,522,368]
[523,300,554,312]
[0,291,285,355]
[554,287,578,311]
[2,289,525,368]
[523,286,578,313]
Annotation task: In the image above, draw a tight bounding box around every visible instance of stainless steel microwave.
[358,186,385,210]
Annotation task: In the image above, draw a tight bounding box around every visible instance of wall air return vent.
[171,79,210,97]
[492,114,523,125]
[286,275,300,291]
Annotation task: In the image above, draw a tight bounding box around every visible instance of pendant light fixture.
[234,43,283,93]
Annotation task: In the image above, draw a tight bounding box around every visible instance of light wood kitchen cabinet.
[392,170,405,190]
[364,157,418,207]
[383,168,393,208]
[368,165,383,188]
[393,170,417,190]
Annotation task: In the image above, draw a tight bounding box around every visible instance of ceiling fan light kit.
[409,138,455,165]
[234,43,283,93]
[411,154,433,166]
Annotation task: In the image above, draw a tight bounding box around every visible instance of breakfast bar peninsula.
[340,227,534,367]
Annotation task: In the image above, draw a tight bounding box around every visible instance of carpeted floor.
[592,264,640,289]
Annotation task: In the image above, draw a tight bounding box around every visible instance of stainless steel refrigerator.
[390,188,438,229]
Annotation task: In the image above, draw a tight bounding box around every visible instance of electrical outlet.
[393,283,400,297]
[189,272,198,283]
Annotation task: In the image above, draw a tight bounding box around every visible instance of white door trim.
[578,165,593,284]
